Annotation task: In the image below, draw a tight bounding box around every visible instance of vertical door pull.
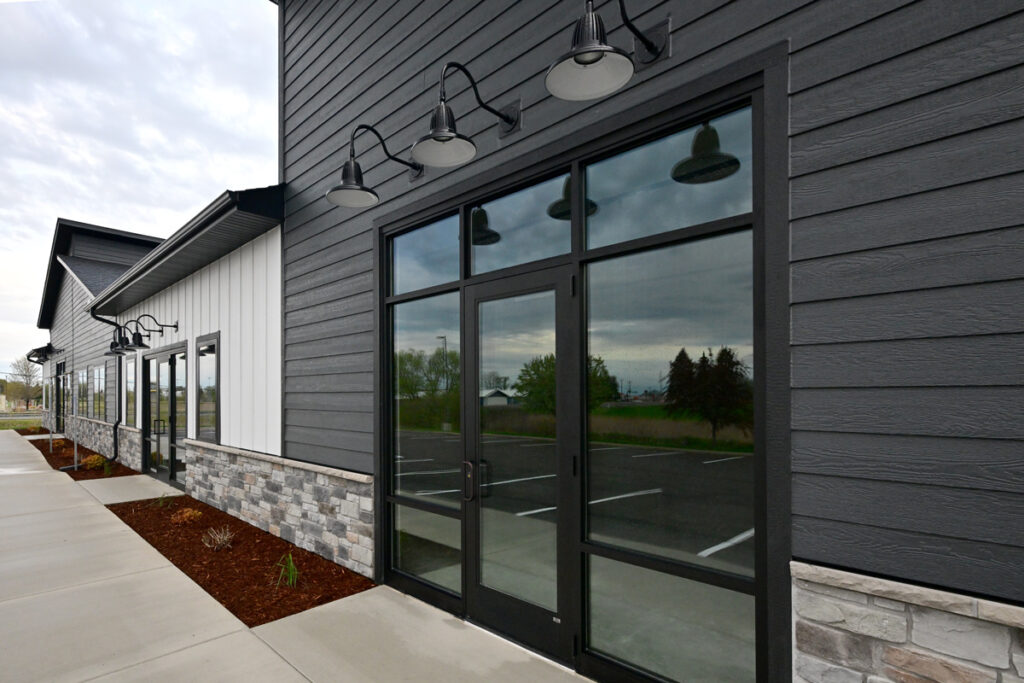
[463,461,475,501]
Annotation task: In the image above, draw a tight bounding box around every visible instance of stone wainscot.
[182,439,374,578]
[793,560,1024,683]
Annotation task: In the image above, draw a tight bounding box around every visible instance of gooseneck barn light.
[547,177,599,220]
[411,62,520,168]
[104,315,177,356]
[546,0,667,101]
[326,124,423,208]
[671,122,740,184]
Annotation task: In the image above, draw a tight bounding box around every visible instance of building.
[32,2,1024,681]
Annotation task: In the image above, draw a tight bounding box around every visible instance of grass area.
[0,418,42,431]
[590,404,697,421]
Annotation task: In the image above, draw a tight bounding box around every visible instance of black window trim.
[195,332,221,446]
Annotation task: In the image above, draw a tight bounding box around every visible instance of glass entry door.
[143,350,187,487]
[464,267,577,662]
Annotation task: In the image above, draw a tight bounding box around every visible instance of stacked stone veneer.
[183,439,374,578]
[792,561,1024,683]
[40,411,143,472]
[116,425,143,471]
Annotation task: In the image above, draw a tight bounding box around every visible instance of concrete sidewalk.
[0,431,586,682]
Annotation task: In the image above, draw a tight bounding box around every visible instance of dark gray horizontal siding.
[282,0,1024,602]
[70,233,155,267]
[792,516,1024,603]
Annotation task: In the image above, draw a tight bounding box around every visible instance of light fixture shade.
[326,159,380,207]
[547,177,599,220]
[671,123,741,184]
[124,331,150,351]
[470,207,501,245]
[545,3,635,101]
[410,102,477,168]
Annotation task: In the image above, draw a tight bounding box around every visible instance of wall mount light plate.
[498,99,522,138]
[634,18,671,71]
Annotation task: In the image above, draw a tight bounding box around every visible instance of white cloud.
[0,0,277,375]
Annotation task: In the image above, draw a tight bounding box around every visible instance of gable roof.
[56,255,133,296]
[36,219,163,329]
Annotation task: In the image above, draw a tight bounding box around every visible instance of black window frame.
[195,332,221,445]
[373,45,791,682]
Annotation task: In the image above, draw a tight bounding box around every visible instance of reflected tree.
[664,346,752,442]
[513,354,618,414]
[481,371,509,390]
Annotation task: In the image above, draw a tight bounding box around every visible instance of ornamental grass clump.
[81,454,106,470]
[202,526,236,551]
[274,552,299,588]
[170,507,203,525]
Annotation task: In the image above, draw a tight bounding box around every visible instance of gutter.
[89,310,122,463]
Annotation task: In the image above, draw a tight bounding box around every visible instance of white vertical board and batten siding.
[118,227,282,455]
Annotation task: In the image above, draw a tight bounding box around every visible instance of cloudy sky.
[0,0,277,376]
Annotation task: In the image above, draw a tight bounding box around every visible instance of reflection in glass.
[93,365,105,421]
[391,292,461,509]
[586,231,754,575]
[198,342,218,442]
[392,215,460,295]
[589,555,755,681]
[471,174,571,275]
[393,504,462,594]
[478,290,558,611]
[586,107,752,249]
[125,359,136,427]
[173,352,187,479]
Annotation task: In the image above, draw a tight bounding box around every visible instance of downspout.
[90,310,121,463]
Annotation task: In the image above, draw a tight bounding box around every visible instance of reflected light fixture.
[546,0,667,102]
[326,123,423,208]
[671,122,740,184]
[411,62,520,168]
[470,207,501,246]
[546,177,599,220]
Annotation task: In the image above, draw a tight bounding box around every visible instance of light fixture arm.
[349,123,423,174]
[132,314,177,335]
[438,61,518,127]
[614,0,661,57]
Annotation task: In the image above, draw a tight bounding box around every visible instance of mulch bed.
[15,426,49,435]
[27,438,138,480]
[108,495,375,626]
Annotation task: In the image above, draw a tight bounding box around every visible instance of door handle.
[462,461,474,502]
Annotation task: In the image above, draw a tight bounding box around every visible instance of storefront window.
[391,214,460,295]
[586,108,752,249]
[125,359,136,427]
[93,365,105,421]
[197,337,218,442]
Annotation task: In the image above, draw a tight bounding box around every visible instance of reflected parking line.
[697,528,755,557]
[415,472,556,497]
[702,455,745,464]
[522,442,556,448]
[590,446,626,451]
[396,458,434,464]
[517,487,663,517]
[395,468,460,477]
[631,451,678,459]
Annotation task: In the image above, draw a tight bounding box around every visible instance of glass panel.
[198,342,218,441]
[392,215,460,295]
[471,173,571,275]
[78,370,88,416]
[478,290,558,611]
[589,555,755,681]
[173,352,187,478]
[586,231,754,575]
[586,107,752,249]
[125,360,136,427]
[391,293,461,509]
[93,366,105,421]
[393,504,462,594]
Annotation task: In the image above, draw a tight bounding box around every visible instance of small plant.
[274,552,299,588]
[149,494,176,509]
[81,454,106,470]
[201,526,236,551]
[170,507,203,525]
[102,459,114,477]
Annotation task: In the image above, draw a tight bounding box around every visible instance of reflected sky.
[588,231,753,394]
[393,291,460,358]
[479,291,556,385]
[587,107,752,249]
[472,173,571,275]
[392,214,460,295]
